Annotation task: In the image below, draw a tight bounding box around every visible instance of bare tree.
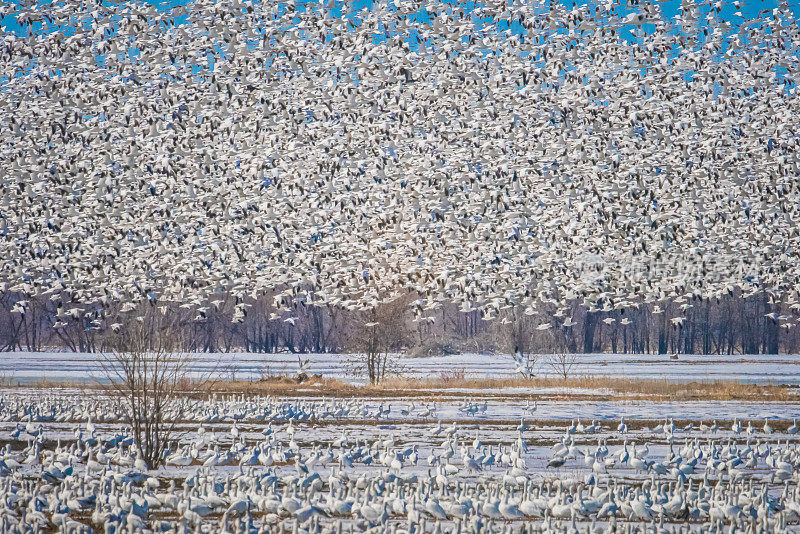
[345,297,411,385]
[2,286,800,356]
[100,311,206,469]
[549,353,577,380]
[494,308,548,379]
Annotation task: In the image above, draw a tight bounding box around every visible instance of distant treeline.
[0,290,794,355]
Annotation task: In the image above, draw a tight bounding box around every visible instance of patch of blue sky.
[4,0,795,42]
[3,0,795,178]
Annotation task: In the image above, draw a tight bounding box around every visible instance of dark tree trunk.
[657,315,668,355]
[583,311,598,353]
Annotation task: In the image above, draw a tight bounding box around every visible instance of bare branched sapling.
[100,315,207,469]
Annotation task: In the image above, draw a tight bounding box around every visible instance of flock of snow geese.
[0,391,798,532]
[3,0,800,531]
[1,0,800,326]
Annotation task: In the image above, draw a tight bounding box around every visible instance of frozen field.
[3,351,800,384]
[3,353,796,532]
[1,388,800,533]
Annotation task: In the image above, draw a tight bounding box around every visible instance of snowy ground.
[2,351,800,384]
[1,388,800,533]
[0,387,797,424]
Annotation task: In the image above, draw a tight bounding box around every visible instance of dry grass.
[369,375,790,401]
[203,375,361,397]
[1,377,90,389]
[1,372,789,401]
[206,374,790,401]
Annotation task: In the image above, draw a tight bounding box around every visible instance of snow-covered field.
[3,351,800,384]
[2,354,797,531]
[1,388,800,533]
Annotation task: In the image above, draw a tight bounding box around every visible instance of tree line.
[0,289,795,356]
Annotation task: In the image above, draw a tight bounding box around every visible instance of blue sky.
[2,0,798,37]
